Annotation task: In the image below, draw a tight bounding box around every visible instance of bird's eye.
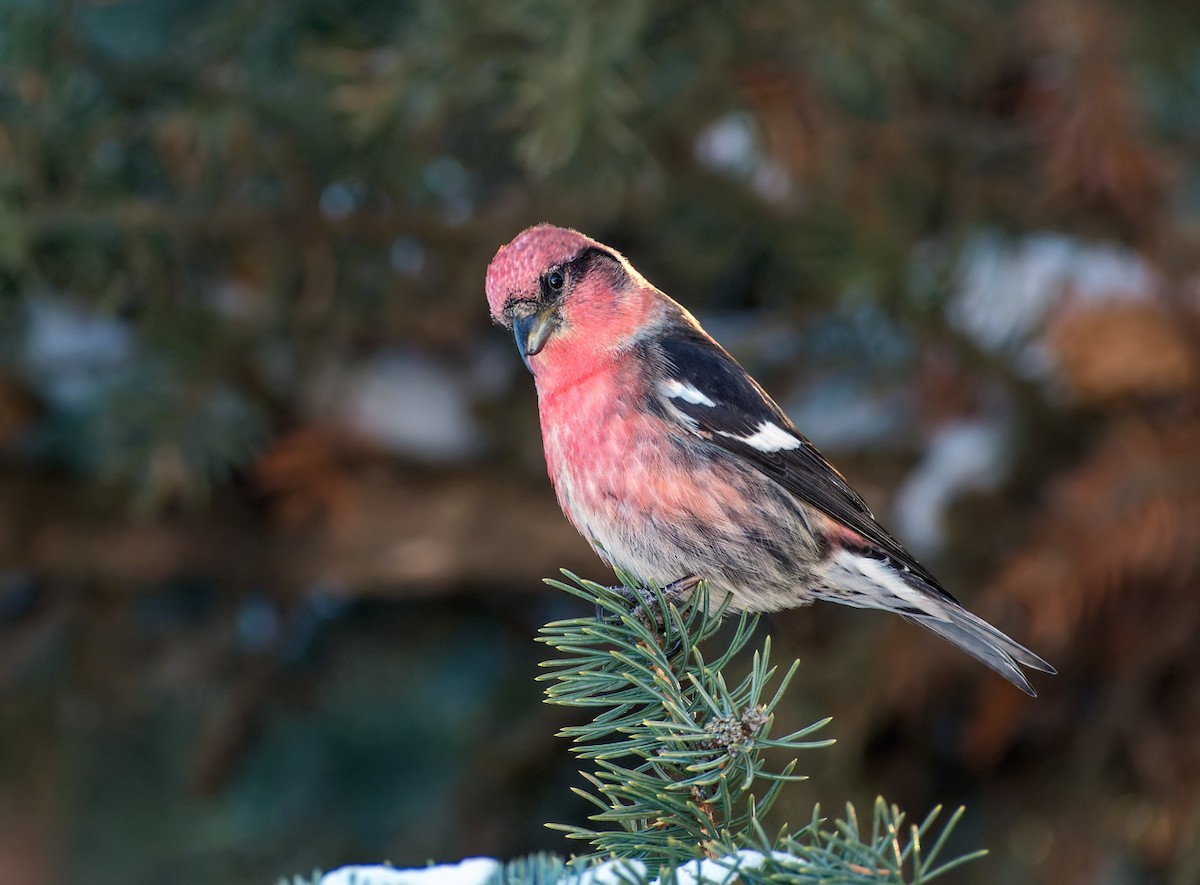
[546,271,564,291]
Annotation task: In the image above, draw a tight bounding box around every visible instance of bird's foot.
[594,575,703,627]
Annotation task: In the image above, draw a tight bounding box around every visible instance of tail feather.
[819,548,1054,695]
[902,606,1055,697]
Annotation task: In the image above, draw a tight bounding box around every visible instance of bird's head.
[485,224,654,376]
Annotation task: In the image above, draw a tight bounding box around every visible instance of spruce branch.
[282,570,985,884]
[537,571,986,881]
[538,571,825,860]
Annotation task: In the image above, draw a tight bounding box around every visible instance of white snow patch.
[694,113,794,205]
[308,350,483,463]
[749,159,794,204]
[23,295,135,407]
[949,231,1156,377]
[783,382,907,452]
[567,851,802,885]
[892,420,1010,555]
[320,858,500,885]
[567,859,648,885]
[318,851,805,885]
[662,851,801,885]
[694,114,758,176]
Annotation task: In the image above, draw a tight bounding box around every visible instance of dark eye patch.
[536,246,625,304]
[540,268,565,300]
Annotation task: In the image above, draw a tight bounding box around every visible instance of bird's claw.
[595,575,703,630]
[646,575,704,615]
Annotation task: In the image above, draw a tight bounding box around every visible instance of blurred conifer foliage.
[1,0,1200,883]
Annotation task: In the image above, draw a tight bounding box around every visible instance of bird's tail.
[901,605,1056,697]
[815,548,1054,695]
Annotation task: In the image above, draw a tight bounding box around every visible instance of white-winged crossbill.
[485,224,1054,696]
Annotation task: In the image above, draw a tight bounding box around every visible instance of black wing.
[651,323,948,593]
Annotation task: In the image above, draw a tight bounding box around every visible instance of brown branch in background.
[0,454,593,598]
[1021,0,1171,238]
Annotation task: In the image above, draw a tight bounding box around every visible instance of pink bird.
[485,224,1053,695]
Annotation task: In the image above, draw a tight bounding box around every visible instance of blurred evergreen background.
[1,1,1199,883]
